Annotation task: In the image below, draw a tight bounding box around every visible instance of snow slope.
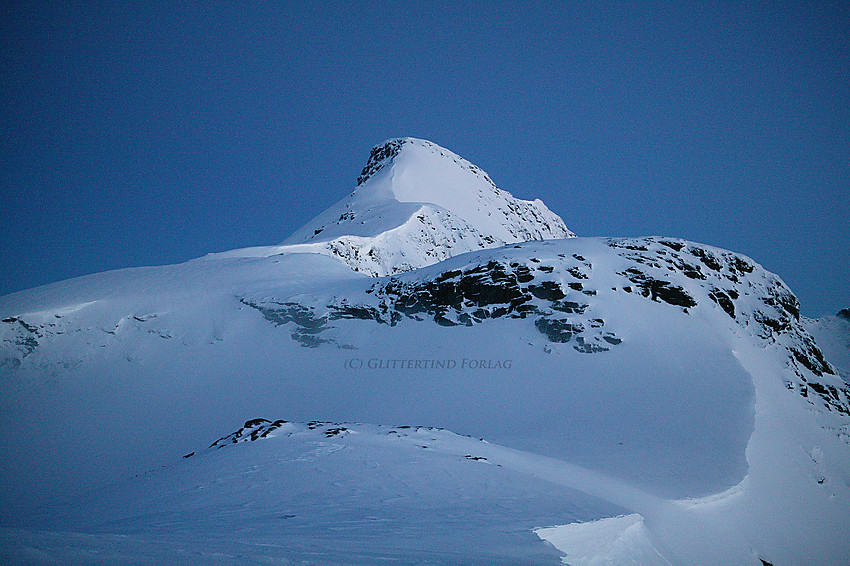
[1,139,849,564]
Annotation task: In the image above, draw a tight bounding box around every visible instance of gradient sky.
[1,1,847,317]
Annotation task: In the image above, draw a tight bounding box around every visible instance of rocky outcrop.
[241,236,850,416]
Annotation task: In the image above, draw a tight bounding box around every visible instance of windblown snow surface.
[1,139,849,565]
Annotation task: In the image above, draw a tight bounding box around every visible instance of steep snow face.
[281,138,574,275]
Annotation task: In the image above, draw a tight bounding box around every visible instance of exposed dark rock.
[535,318,581,343]
[708,289,736,318]
[550,300,587,314]
[513,265,534,283]
[752,310,790,337]
[689,247,722,272]
[658,240,685,251]
[567,267,588,279]
[602,333,622,345]
[240,299,357,348]
[357,139,404,185]
[620,268,697,309]
[528,281,565,301]
[291,332,332,348]
[728,256,755,275]
[2,316,43,360]
[673,259,705,280]
[607,240,649,252]
[772,290,800,320]
[806,382,850,416]
[325,426,349,437]
[434,313,459,327]
[209,418,290,448]
[573,336,609,354]
[790,344,834,377]
[240,299,329,332]
[329,304,399,325]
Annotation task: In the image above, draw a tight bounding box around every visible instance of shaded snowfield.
[2,422,626,565]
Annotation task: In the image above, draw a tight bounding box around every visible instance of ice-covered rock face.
[283,138,574,276]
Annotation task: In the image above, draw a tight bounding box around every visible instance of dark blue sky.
[2,2,847,316]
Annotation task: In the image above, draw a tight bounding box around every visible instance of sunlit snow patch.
[535,514,672,566]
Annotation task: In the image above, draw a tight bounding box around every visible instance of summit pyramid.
[282,138,574,275]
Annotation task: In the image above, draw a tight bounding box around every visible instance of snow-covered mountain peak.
[354,137,496,193]
[280,138,574,276]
